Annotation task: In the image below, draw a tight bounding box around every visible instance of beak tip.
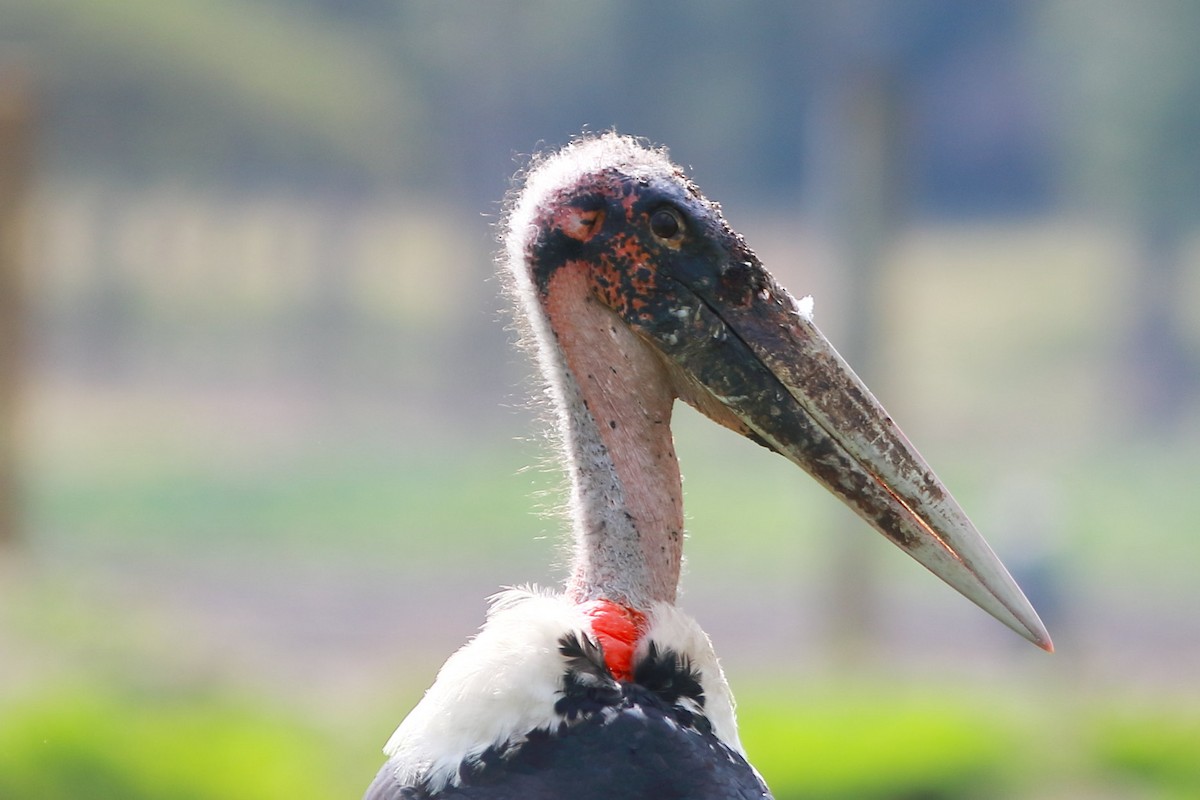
[1013,611,1053,653]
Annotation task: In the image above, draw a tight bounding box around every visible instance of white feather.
[639,602,746,756]
[797,294,815,320]
[382,588,585,790]
[381,588,748,791]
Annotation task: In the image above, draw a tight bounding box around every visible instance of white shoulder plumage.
[381,588,587,791]
[640,602,746,757]
[379,588,748,793]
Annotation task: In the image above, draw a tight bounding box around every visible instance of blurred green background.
[1,2,1199,798]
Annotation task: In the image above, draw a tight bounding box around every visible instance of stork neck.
[541,263,684,609]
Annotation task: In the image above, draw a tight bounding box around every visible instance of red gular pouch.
[578,600,647,683]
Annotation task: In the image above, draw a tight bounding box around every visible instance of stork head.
[504,133,1051,651]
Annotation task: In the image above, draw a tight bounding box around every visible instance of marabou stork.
[365,133,1051,800]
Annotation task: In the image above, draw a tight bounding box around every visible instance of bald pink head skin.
[504,133,1051,651]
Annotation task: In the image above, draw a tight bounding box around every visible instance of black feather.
[555,632,622,719]
[634,641,706,708]
[557,631,610,681]
[364,636,770,799]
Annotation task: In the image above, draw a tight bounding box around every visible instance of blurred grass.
[25,389,841,577]
[741,685,1200,800]
[1092,709,1200,800]
[740,686,1021,799]
[30,443,543,562]
[0,680,1196,799]
[15,417,1200,796]
[13,211,1200,796]
[13,387,1200,798]
[27,400,1200,590]
[0,687,364,800]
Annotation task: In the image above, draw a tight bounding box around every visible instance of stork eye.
[649,207,684,241]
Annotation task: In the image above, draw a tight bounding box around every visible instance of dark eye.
[649,207,684,241]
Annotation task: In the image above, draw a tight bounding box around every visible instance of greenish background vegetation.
[2,1,1199,798]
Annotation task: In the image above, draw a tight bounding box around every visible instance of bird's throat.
[542,263,685,609]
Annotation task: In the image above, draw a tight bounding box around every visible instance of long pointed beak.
[631,257,1052,652]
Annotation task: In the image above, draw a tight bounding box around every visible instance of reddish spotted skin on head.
[529,171,688,325]
[579,600,647,683]
[527,167,764,371]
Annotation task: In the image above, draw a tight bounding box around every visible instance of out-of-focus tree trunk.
[1038,2,1200,438]
[1125,222,1197,437]
[0,66,33,549]
[810,70,908,663]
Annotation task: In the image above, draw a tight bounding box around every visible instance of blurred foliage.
[0,681,1197,799]
[2,0,1057,210]
[743,687,1200,800]
[0,687,359,800]
[30,441,551,564]
[5,0,1193,220]
[3,3,1200,798]
[1037,1,1200,433]
[1,0,413,187]
[1092,710,1200,799]
[27,401,1200,588]
[741,690,1016,799]
[1040,1,1200,226]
